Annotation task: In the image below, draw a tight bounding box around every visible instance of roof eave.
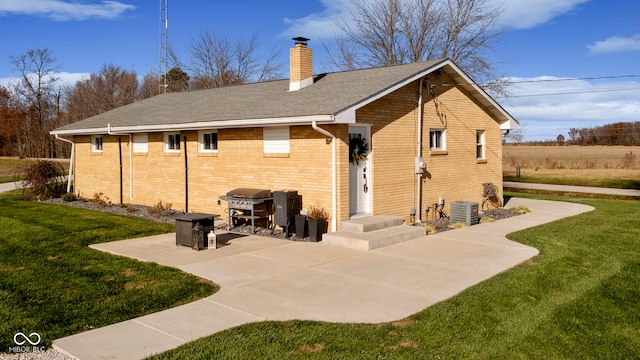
[334,59,450,120]
[442,60,520,129]
[334,59,520,129]
[49,115,335,136]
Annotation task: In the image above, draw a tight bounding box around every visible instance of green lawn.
[149,194,640,359]
[504,174,640,190]
[0,191,218,351]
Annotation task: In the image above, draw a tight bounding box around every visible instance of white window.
[429,129,445,151]
[133,133,148,153]
[91,135,103,152]
[476,130,485,159]
[263,126,290,154]
[164,132,181,152]
[199,130,218,152]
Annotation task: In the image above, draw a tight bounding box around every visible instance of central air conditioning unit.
[450,201,479,226]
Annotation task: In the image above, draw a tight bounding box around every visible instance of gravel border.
[42,197,523,238]
[43,197,181,225]
[0,349,74,360]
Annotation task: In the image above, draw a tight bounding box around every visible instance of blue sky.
[1,0,639,141]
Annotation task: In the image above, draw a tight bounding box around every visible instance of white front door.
[349,126,371,215]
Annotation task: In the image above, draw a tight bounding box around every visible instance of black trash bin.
[274,190,299,237]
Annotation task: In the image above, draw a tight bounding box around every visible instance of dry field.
[0,157,69,182]
[503,145,640,180]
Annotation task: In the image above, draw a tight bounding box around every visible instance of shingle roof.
[52,59,517,134]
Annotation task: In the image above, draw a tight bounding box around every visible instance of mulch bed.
[44,196,523,239]
[421,207,522,233]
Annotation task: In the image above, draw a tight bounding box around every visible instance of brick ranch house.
[51,40,519,232]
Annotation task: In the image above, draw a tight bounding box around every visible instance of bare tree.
[328,0,506,92]
[138,72,162,99]
[188,31,282,90]
[9,48,61,158]
[65,64,138,123]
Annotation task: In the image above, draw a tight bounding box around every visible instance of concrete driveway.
[53,197,593,360]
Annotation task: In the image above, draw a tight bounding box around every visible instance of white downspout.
[107,123,134,200]
[312,121,337,232]
[417,78,424,222]
[54,134,74,193]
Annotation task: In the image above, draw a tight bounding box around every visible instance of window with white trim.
[133,133,148,153]
[476,130,485,160]
[263,126,290,154]
[199,130,218,152]
[91,135,103,152]
[164,132,181,152]
[429,129,445,151]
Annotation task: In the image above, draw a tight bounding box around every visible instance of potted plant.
[307,205,329,242]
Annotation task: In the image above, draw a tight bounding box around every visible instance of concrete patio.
[52,197,593,360]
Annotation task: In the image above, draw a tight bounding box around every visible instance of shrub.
[61,192,77,202]
[421,223,437,234]
[120,203,137,213]
[620,151,636,169]
[16,160,66,200]
[509,206,531,214]
[148,200,173,217]
[479,216,495,224]
[91,193,111,208]
[448,221,467,229]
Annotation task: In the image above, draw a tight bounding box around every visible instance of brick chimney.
[289,37,313,91]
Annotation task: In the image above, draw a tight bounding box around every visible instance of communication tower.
[159,0,168,93]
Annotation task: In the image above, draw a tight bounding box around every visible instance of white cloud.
[494,0,591,29]
[0,0,135,21]
[501,76,640,140]
[0,72,91,89]
[280,0,349,39]
[281,0,592,39]
[588,35,640,54]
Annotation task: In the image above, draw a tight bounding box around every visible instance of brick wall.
[357,74,503,223]
[72,73,504,230]
[73,126,341,223]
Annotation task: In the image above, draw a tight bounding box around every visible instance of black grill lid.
[225,188,271,199]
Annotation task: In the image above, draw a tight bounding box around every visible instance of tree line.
[0,33,283,159]
[1,0,506,159]
[508,122,640,146]
[566,122,640,146]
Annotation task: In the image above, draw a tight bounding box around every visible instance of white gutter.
[311,121,337,232]
[107,123,134,201]
[417,78,424,222]
[54,134,74,193]
[51,115,335,136]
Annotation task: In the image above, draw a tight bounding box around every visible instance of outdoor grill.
[219,188,273,233]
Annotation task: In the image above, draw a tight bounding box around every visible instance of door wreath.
[349,136,369,165]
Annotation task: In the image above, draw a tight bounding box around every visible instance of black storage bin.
[295,214,307,239]
[175,213,216,247]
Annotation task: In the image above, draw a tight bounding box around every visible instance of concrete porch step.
[323,224,426,251]
[340,215,405,233]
